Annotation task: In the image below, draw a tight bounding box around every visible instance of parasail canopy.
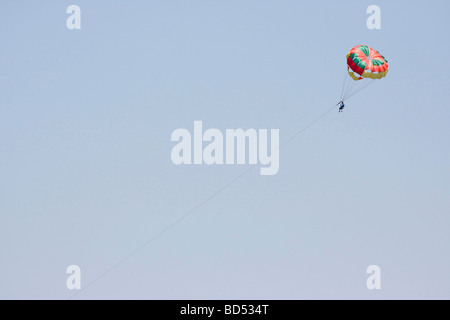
[339,45,389,103]
[347,45,389,80]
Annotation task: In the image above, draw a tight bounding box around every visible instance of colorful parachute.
[347,45,389,80]
[340,45,389,102]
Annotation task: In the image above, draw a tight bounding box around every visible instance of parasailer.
[338,45,389,110]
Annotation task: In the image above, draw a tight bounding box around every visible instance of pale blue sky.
[1,1,449,299]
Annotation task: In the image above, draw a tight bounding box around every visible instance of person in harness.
[338,101,345,112]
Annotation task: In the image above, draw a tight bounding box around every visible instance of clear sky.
[1,0,449,299]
